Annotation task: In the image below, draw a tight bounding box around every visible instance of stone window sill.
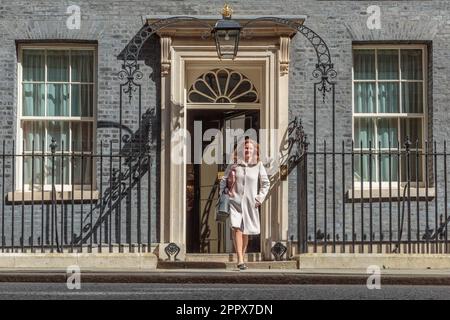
[6,190,99,204]
[346,188,435,202]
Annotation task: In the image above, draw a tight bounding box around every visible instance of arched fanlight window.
[187,68,259,103]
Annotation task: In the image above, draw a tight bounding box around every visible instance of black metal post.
[21,140,25,252]
[60,141,65,253]
[406,137,412,254]
[323,140,327,252]
[31,141,35,252]
[378,141,382,253]
[12,140,15,251]
[425,140,429,253]
[109,141,113,253]
[369,140,373,253]
[50,138,56,253]
[71,148,75,253]
[1,140,5,252]
[351,140,355,253]
[445,141,448,253]
[341,140,345,253]
[434,141,438,252]
[388,142,392,252]
[99,141,103,253]
[297,143,308,254]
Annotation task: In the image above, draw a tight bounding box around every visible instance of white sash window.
[17,45,96,191]
[353,45,427,187]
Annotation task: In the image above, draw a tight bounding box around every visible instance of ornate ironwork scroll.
[74,108,155,245]
[122,16,336,104]
[120,17,214,103]
[242,17,336,102]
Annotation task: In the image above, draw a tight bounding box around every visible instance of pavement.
[1,269,450,300]
[1,268,450,285]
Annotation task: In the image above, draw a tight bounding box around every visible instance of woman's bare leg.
[233,228,244,264]
[242,234,249,262]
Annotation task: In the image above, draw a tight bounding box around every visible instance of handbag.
[216,190,230,222]
[216,166,237,222]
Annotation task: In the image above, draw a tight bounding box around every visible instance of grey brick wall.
[286,0,450,244]
[0,0,449,248]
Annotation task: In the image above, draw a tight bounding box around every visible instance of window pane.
[400,118,423,148]
[217,69,228,94]
[23,121,45,152]
[47,84,69,116]
[46,154,69,185]
[378,82,399,113]
[47,50,69,82]
[23,83,45,116]
[354,118,374,148]
[188,92,213,103]
[377,118,398,149]
[378,49,399,80]
[71,84,93,117]
[47,121,69,151]
[71,50,94,82]
[353,49,375,80]
[72,122,93,152]
[380,154,399,182]
[22,50,45,81]
[401,49,423,80]
[354,82,375,113]
[401,152,423,182]
[355,154,376,182]
[402,82,423,113]
[204,72,219,96]
[194,77,217,96]
[232,91,258,103]
[228,72,241,93]
[73,155,92,185]
[24,156,44,188]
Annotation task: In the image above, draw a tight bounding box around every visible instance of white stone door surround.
[151,16,301,260]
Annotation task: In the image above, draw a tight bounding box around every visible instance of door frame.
[186,109,261,254]
[159,40,291,260]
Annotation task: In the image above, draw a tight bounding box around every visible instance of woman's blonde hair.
[231,137,260,164]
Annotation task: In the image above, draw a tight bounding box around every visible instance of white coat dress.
[219,161,270,235]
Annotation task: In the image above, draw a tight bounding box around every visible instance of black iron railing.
[295,134,450,254]
[0,140,153,253]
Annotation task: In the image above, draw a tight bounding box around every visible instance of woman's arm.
[255,162,270,205]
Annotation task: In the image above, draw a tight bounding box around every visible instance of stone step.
[157,260,298,270]
[185,253,262,263]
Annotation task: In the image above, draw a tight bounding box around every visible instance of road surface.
[0,283,449,300]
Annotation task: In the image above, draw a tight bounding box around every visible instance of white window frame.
[16,43,97,192]
[352,44,428,189]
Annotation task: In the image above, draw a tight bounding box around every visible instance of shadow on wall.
[76,31,162,245]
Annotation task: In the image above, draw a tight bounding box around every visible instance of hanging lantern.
[212,4,242,60]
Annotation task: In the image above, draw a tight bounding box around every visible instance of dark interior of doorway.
[186,109,260,254]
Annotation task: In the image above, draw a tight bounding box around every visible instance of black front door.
[186,109,260,253]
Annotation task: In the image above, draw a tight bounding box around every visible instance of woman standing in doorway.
[219,138,270,270]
